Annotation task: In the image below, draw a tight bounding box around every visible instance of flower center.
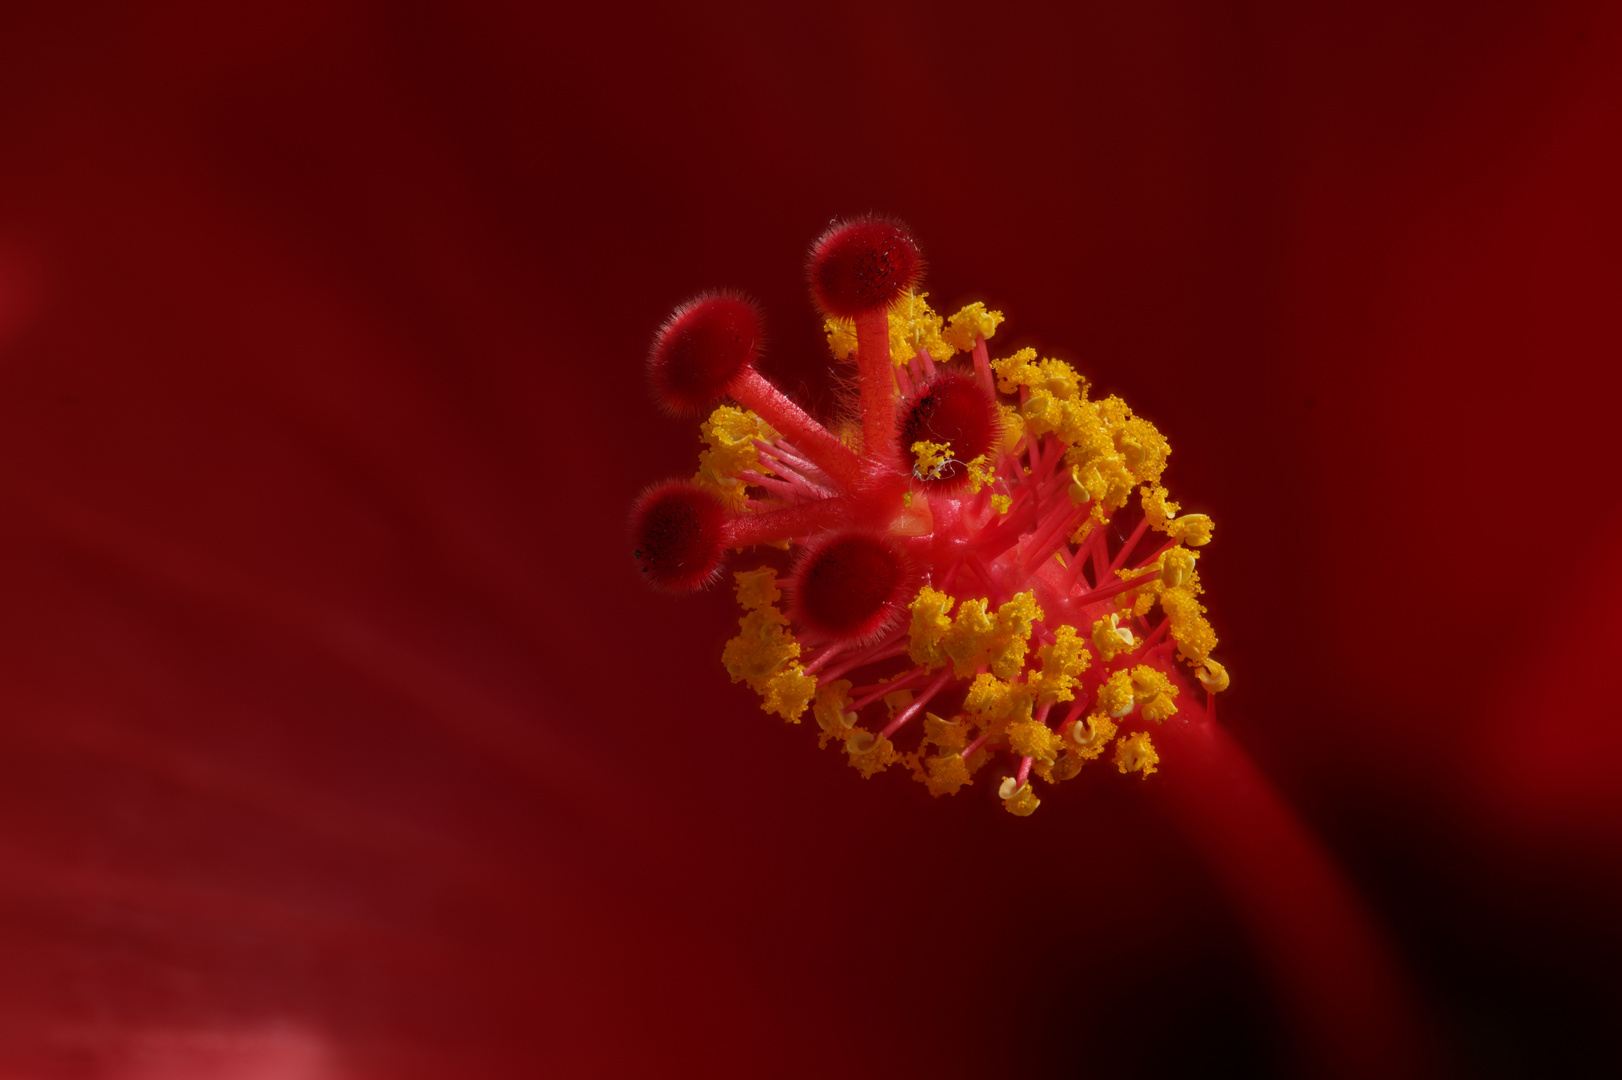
[632,217,1227,815]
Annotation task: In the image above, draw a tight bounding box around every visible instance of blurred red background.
[0,0,1617,1076]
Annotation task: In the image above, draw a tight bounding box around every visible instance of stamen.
[878,667,955,739]
[635,217,1225,815]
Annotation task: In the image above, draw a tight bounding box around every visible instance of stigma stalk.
[632,216,1227,815]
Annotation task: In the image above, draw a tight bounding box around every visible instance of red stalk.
[722,496,851,549]
[1152,711,1443,1079]
[729,368,864,490]
[853,308,896,461]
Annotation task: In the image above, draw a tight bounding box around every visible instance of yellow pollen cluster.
[1142,485,1214,547]
[940,592,1042,680]
[991,350,1173,511]
[693,406,779,511]
[825,294,1007,369]
[911,439,955,480]
[720,569,816,722]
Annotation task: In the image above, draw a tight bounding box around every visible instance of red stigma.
[648,292,764,415]
[791,532,912,643]
[630,480,730,593]
[806,217,922,318]
[899,372,1001,487]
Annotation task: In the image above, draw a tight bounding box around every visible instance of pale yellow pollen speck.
[1114,732,1159,778]
[942,302,1005,352]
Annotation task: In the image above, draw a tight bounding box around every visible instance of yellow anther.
[1067,465,1091,506]
[911,439,955,480]
[1008,719,1062,764]
[693,406,779,510]
[756,670,811,721]
[1128,665,1179,723]
[722,607,794,686]
[996,403,1025,452]
[1091,613,1136,662]
[882,688,915,719]
[733,567,781,612]
[1168,514,1213,547]
[942,591,1042,680]
[1197,658,1230,694]
[823,291,953,367]
[964,454,997,494]
[924,752,972,796]
[885,291,953,366]
[990,347,1041,394]
[1160,546,1198,588]
[942,301,1005,352]
[1129,665,1175,704]
[998,777,1041,816]
[1114,732,1159,778]
[962,673,1033,725]
[990,494,1012,514]
[922,711,969,751]
[823,316,858,361]
[1141,485,1180,530]
[906,586,955,668]
[1098,669,1136,718]
[845,731,899,778]
[1022,395,1049,418]
[1108,409,1171,485]
[1162,586,1217,665]
[1068,713,1118,760]
[1029,624,1092,703]
[813,681,855,736]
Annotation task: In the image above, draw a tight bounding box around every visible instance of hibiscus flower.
[0,1,1615,1077]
